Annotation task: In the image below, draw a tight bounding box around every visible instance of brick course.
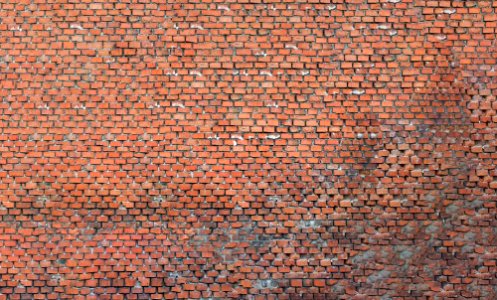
[0,0,496,299]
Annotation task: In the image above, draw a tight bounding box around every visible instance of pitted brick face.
[0,1,496,299]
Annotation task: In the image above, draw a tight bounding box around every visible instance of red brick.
[0,1,495,299]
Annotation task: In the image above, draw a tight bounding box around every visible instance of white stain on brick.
[190,70,203,77]
[387,29,398,36]
[443,8,456,14]
[268,196,281,202]
[231,135,243,146]
[436,34,447,41]
[266,134,280,140]
[152,196,164,203]
[70,24,84,30]
[260,70,273,77]
[254,51,267,57]
[172,102,185,108]
[190,24,204,30]
[352,89,365,95]
[217,5,230,11]
[74,104,86,109]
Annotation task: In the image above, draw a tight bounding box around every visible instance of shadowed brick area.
[0,0,497,299]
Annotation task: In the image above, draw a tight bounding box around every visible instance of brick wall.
[1,0,496,299]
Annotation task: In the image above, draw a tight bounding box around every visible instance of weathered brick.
[0,0,496,299]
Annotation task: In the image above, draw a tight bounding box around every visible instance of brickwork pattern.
[1,0,497,299]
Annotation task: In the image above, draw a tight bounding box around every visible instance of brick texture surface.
[1,0,497,299]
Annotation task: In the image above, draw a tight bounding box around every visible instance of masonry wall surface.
[0,0,497,299]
